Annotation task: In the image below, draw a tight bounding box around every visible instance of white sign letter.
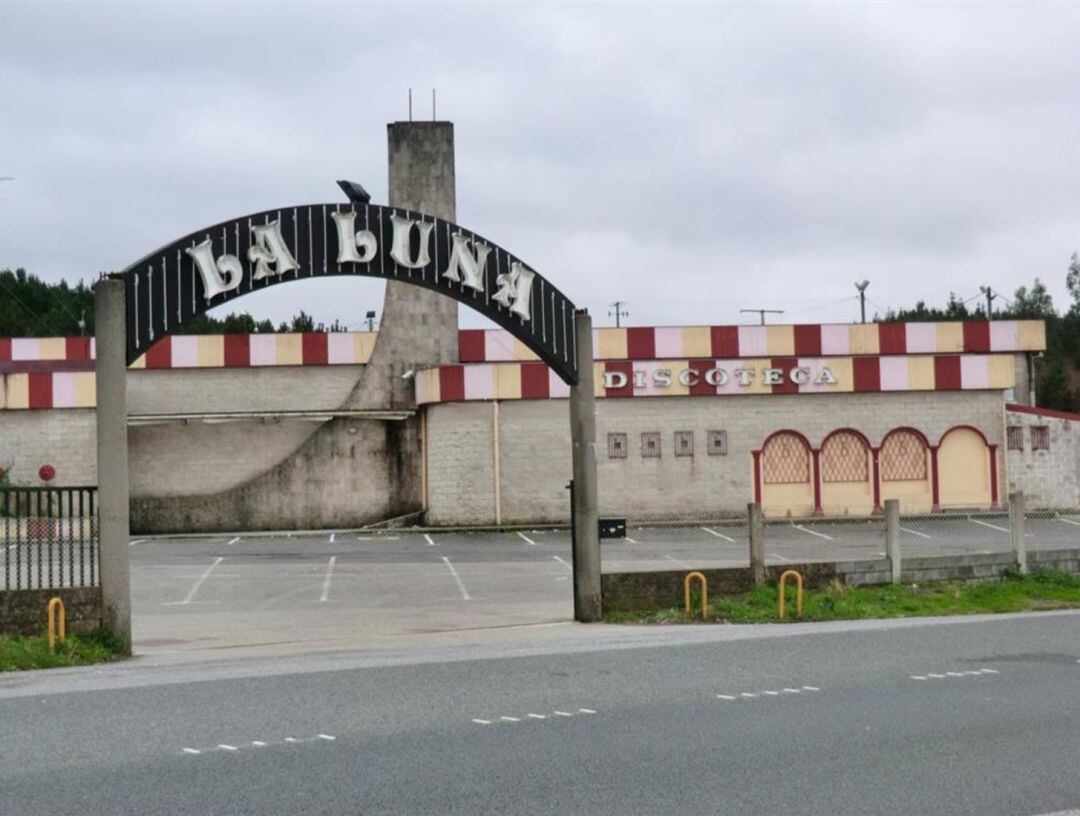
[790,367,811,385]
[389,214,433,269]
[249,220,299,280]
[653,369,672,387]
[678,369,699,387]
[185,239,243,302]
[734,368,755,386]
[442,233,491,293]
[705,367,729,386]
[762,368,783,385]
[331,211,377,264]
[814,367,838,385]
[492,261,535,321]
[602,371,627,389]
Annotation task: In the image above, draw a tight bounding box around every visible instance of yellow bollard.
[47,597,66,653]
[683,572,708,620]
[778,570,804,620]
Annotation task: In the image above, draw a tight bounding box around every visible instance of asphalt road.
[2,611,1080,815]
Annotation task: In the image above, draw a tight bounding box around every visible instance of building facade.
[0,318,1073,532]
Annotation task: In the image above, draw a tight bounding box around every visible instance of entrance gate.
[94,125,600,651]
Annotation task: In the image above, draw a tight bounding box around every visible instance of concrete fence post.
[94,279,132,654]
[748,502,765,587]
[1009,491,1027,575]
[569,311,601,622]
[884,499,900,584]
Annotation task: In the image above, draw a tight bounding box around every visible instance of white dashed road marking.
[226,537,240,546]
[911,668,999,680]
[719,686,821,701]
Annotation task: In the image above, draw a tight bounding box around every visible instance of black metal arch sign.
[115,201,579,384]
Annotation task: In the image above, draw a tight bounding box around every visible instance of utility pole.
[979,286,996,319]
[740,308,784,325]
[608,300,629,327]
[854,280,869,323]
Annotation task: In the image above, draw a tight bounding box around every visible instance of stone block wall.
[0,587,102,637]
[424,390,1007,525]
[1006,409,1080,509]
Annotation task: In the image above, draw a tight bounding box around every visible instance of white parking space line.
[664,555,691,569]
[769,553,791,563]
[441,556,471,600]
[792,524,834,541]
[625,536,640,544]
[701,526,735,542]
[552,555,572,573]
[899,526,933,539]
[165,557,223,605]
[424,533,437,547]
[319,556,336,602]
[329,533,336,544]
[969,518,1010,533]
[128,539,146,547]
[1058,517,1080,528]
[517,531,538,546]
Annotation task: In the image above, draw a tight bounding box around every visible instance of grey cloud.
[0,1,1077,331]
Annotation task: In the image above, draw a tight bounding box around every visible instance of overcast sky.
[1,1,1078,331]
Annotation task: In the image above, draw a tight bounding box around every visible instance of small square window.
[607,432,628,459]
[1006,426,1024,451]
[675,430,694,457]
[641,432,661,459]
[1031,426,1050,451]
[707,430,728,456]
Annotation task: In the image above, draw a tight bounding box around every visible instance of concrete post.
[748,502,765,587]
[884,498,901,584]
[1009,491,1027,574]
[94,279,132,654]
[569,311,601,622]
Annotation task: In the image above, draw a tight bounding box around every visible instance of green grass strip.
[605,570,1080,625]
[0,629,124,672]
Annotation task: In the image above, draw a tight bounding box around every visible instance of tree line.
[3,256,1079,412]
[0,268,346,336]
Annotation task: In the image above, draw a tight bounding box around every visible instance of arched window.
[821,431,869,483]
[761,432,810,484]
[880,430,927,481]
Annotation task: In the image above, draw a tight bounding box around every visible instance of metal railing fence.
[1,486,99,590]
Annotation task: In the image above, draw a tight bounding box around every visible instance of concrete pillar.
[1010,490,1028,574]
[748,502,765,587]
[94,279,132,654]
[884,498,900,584]
[570,311,601,622]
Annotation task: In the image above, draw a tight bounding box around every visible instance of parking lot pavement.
[103,513,1079,658]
